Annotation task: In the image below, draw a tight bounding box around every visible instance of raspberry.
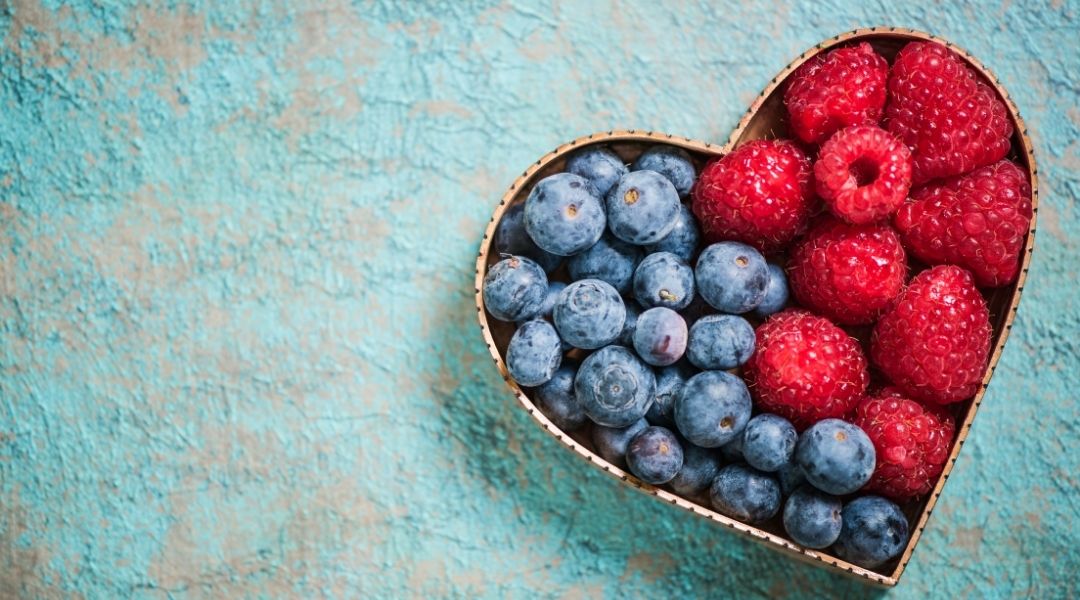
[895,160,1033,287]
[814,126,913,224]
[784,42,889,145]
[744,310,869,430]
[885,41,1013,184]
[871,265,992,404]
[787,216,907,325]
[853,392,955,500]
[692,140,816,252]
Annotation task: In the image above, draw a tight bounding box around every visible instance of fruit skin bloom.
[784,42,889,145]
[814,125,912,224]
[692,139,816,253]
[871,265,992,405]
[743,309,869,431]
[853,390,956,501]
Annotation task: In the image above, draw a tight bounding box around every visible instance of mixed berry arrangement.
[482,40,1031,570]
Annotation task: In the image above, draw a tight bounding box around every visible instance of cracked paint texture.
[1,0,1079,598]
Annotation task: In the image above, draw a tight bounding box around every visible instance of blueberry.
[678,294,713,327]
[575,345,656,427]
[535,282,570,323]
[669,443,722,497]
[783,486,843,549]
[645,203,701,262]
[686,314,755,370]
[695,242,769,313]
[632,307,688,367]
[631,145,697,197]
[633,252,695,311]
[534,363,586,431]
[720,434,745,462]
[568,234,643,295]
[553,279,626,349]
[591,418,648,468]
[605,171,681,245]
[833,496,909,568]
[627,426,684,484]
[483,255,549,322]
[795,419,876,495]
[709,464,782,524]
[778,461,807,496]
[525,173,606,256]
[742,414,798,472]
[753,264,790,318]
[506,319,563,386]
[646,363,692,427]
[617,301,642,346]
[566,145,628,197]
[674,371,752,448]
[494,203,563,272]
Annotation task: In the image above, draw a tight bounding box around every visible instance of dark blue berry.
[568,234,643,295]
[627,426,684,484]
[566,145,628,197]
[592,418,648,468]
[646,364,692,427]
[553,279,625,349]
[632,307,688,367]
[645,203,701,262]
[633,252,695,311]
[678,294,714,328]
[742,414,798,472]
[753,263,790,318]
[783,486,843,549]
[605,171,680,245]
[795,419,876,495]
[617,301,642,346]
[537,278,570,321]
[695,241,769,313]
[506,319,562,386]
[632,145,696,197]
[575,345,656,427]
[833,496,909,568]
[686,314,755,370]
[524,173,605,256]
[709,464,782,524]
[674,371,751,448]
[778,461,807,497]
[483,255,549,322]
[534,362,586,431]
[720,434,745,463]
[494,202,563,272]
[669,443,721,497]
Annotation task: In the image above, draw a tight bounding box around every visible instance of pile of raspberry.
[694,40,1032,502]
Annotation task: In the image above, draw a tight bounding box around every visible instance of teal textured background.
[2,1,1079,598]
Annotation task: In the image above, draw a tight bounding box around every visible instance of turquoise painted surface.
[1,0,1078,597]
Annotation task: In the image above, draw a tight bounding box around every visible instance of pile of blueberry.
[483,144,908,569]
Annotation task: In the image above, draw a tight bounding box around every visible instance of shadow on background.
[426,275,890,598]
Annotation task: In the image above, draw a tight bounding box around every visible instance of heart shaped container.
[474,27,1037,586]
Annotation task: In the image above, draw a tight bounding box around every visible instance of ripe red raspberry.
[784,42,889,145]
[744,310,869,430]
[814,126,913,224]
[885,41,1013,185]
[896,160,1033,287]
[787,217,907,325]
[853,392,955,500]
[692,139,815,252]
[872,265,991,404]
